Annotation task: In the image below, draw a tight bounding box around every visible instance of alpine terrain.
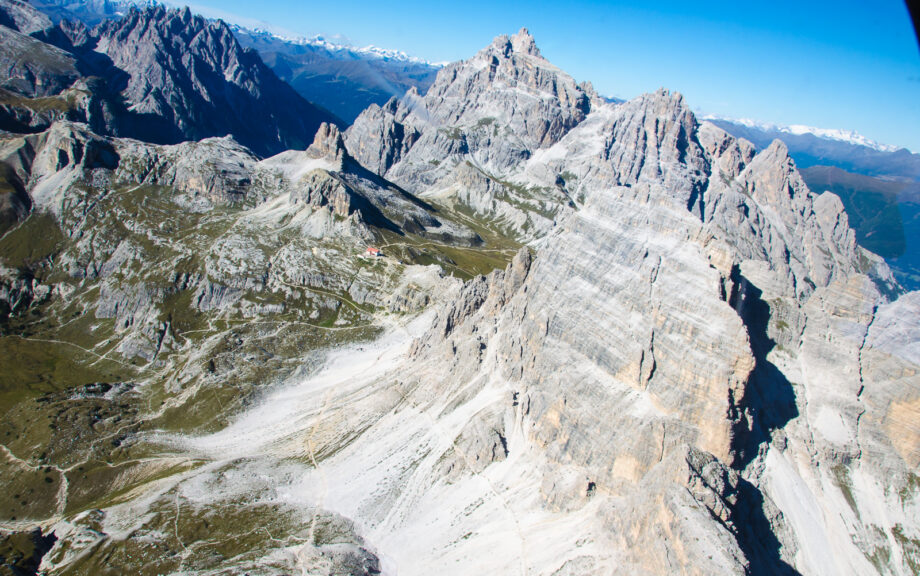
[710,118,920,291]
[0,2,918,575]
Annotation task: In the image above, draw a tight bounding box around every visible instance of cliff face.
[345,28,597,241]
[82,6,337,155]
[0,10,917,575]
[0,1,338,155]
[302,37,916,576]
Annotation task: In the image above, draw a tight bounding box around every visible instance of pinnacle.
[306,122,346,162]
[511,26,541,57]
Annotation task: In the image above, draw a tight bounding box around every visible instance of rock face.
[0,0,53,34]
[346,28,596,240]
[0,8,77,98]
[10,0,442,124]
[0,2,337,156]
[1,12,918,576]
[289,32,916,576]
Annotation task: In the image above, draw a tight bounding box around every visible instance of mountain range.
[25,0,920,291]
[0,2,918,576]
[232,27,441,124]
[0,1,338,156]
[22,0,443,123]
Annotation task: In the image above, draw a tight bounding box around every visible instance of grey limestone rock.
[0,23,78,98]
[345,28,597,240]
[361,39,918,573]
[0,0,52,36]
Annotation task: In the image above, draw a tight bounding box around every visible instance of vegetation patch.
[0,336,134,414]
[831,464,859,517]
[0,452,62,522]
[892,524,920,574]
[0,212,65,275]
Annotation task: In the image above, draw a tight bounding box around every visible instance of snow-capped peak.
[704,114,903,153]
[231,25,442,67]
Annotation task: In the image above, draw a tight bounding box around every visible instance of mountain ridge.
[0,10,918,576]
[1,0,339,156]
[25,0,444,123]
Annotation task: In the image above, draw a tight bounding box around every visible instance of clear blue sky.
[182,0,920,151]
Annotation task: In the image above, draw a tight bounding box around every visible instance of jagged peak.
[579,80,600,100]
[624,88,695,125]
[382,95,400,114]
[307,122,347,163]
[511,27,541,57]
[651,87,685,105]
[486,27,544,60]
[765,137,790,157]
[111,4,225,39]
[748,138,797,174]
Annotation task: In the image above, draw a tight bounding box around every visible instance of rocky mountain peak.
[306,122,347,163]
[489,27,542,59]
[511,26,540,57]
[347,27,594,194]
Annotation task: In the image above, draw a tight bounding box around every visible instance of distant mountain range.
[232,27,440,123]
[709,117,920,180]
[27,0,158,25]
[707,116,909,154]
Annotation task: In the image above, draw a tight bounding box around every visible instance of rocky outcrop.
[260,121,480,244]
[0,267,51,321]
[343,96,420,176]
[294,171,355,218]
[305,122,347,164]
[117,135,258,202]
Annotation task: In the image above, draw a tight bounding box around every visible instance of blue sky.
[183,0,920,151]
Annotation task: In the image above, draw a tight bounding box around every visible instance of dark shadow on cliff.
[729,266,799,469]
[733,478,801,576]
[727,271,801,574]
